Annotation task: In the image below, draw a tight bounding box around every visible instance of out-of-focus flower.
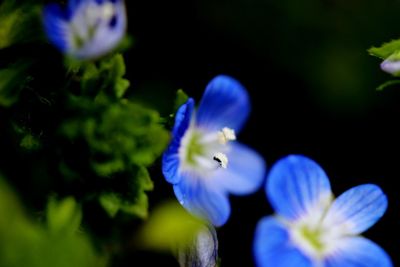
[177,225,218,267]
[43,0,127,59]
[380,51,400,76]
[254,155,392,267]
[162,75,266,226]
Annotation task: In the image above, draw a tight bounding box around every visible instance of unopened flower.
[177,225,218,267]
[380,51,400,76]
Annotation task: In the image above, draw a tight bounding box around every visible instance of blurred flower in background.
[162,75,266,226]
[43,0,127,59]
[136,200,218,266]
[380,56,400,76]
[254,155,391,267]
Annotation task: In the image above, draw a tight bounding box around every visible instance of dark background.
[124,0,400,266]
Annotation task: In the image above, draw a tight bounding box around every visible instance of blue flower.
[254,155,392,267]
[162,75,266,226]
[43,0,127,59]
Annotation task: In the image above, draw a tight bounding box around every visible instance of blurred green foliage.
[137,201,206,252]
[369,39,400,60]
[0,177,107,267]
[0,61,33,107]
[0,0,172,266]
[0,0,42,49]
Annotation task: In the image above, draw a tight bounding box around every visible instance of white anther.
[217,127,236,144]
[213,152,228,169]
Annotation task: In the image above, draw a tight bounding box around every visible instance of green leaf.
[12,122,42,151]
[75,54,130,98]
[99,192,149,219]
[99,193,122,217]
[20,133,41,150]
[81,63,101,95]
[91,158,125,177]
[99,167,153,218]
[98,53,130,99]
[113,35,135,53]
[174,89,189,112]
[368,39,400,59]
[137,166,154,191]
[0,62,32,107]
[165,88,189,128]
[115,78,130,98]
[376,80,400,91]
[0,1,42,49]
[47,197,82,234]
[0,176,107,267]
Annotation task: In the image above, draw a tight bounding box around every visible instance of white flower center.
[179,126,236,176]
[69,1,117,49]
[287,194,347,262]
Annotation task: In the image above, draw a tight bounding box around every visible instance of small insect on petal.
[213,152,228,169]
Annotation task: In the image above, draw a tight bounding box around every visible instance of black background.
[123,0,400,266]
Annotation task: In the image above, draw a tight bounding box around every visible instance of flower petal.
[211,142,266,195]
[266,155,332,221]
[177,225,218,267]
[43,4,71,52]
[253,216,313,267]
[380,59,400,75]
[324,236,392,267]
[322,184,388,235]
[196,75,250,132]
[173,174,230,227]
[162,99,195,184]
[68,0,83,16]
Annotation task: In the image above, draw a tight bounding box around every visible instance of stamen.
[179,126,234,174]
[217,127,236,144]
[213,152,228,168]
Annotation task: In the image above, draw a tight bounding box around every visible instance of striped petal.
[322,184,388,235]
[253,216,313,267]
[196,75,250,132]
[266,155,332,221]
